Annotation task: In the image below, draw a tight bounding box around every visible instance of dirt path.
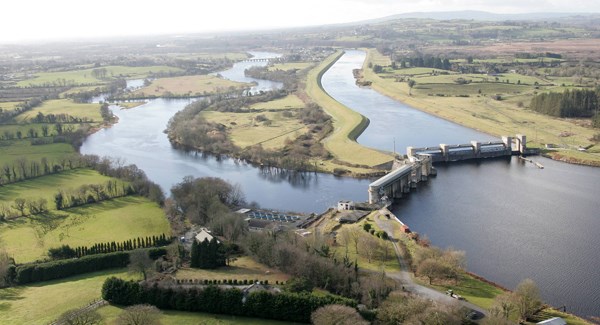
[374,213,487,316]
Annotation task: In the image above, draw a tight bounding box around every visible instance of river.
[81,50,600,318]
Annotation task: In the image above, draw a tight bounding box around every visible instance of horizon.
[2,0,600,44]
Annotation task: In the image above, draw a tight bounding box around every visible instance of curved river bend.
[81,51,600,318]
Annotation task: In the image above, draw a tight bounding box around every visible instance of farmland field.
[130,75,252,97]
[15,99,103,122]
[0,269,137,325]
[16,65,183,87]
[200,111,307,150]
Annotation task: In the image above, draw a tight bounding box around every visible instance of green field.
[201,111,307,150]
[17,65,182,87]
[0,169,115,204]
[249,94,305,110]
[15,99,103,122]
[0,269,138,325]
[0,169,170,262]
[131,75,251,97]
[97,306,293,325]
[0,140,75,166]
[306,51,394,168]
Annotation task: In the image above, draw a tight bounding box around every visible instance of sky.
[2,0,599,43]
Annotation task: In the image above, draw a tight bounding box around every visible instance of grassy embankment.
[129,75,252,98]
[362,48,600,166]
[0,169,171,263]
[305,51,394,170]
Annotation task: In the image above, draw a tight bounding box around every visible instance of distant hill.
[364,10,597,22]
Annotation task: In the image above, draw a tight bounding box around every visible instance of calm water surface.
[82,50,600,318]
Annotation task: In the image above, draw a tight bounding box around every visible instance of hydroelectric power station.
[368,134,535,204]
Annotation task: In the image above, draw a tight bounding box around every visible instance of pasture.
[0,140,75,166]
[14,99,103,123]
[200,111,307,150]
[248,94,305,110]
[130,75,252,97]
[16,65,182,87]
[0,269,137,325]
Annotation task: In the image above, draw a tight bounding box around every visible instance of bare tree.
[489,291,516,320]
[57,308,102,325]
[359,234,378,263]
[311,304,368,325]
[12,198,27,217]
[128,249,154,280]
[116,304,161,325]
[513,278,542,321]
[0,248,14,287]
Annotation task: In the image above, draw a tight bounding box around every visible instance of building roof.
[195,228,216,243]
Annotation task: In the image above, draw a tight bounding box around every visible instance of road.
[374,212,487,316]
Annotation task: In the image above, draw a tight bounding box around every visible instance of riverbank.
[360,48,600,167]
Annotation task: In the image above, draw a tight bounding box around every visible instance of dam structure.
[368,135,532,204]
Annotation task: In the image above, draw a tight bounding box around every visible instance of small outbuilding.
[194,228,218,243]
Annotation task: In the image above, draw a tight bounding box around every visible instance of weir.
[369,135,536,204]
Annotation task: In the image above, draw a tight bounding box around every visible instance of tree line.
[7,247,167,285]
[396,55,452,70]
[48,234,171,260]
[530,88,599,119]
[0,155,85,186]
[0,98,42,124]
[54,180,130,210]
[102,277,356,323]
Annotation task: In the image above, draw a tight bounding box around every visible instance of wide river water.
[81,51,600,318]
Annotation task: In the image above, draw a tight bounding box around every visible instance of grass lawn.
[201,111,307,150]
[306,51,394,167]
[0,269,138,325]
[268,62,314,71]
[131,75,251,97]
[249,94,305,110]
[419,273,506,310]
[363,48,600,166]
[0,140,75,166]
[97,305,294,325]
[15,99,103,122]
[1,186,170,263]
[17,65,182,87]
[174,256,290,284]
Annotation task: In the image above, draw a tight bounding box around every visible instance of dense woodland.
[530,88,599,119]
